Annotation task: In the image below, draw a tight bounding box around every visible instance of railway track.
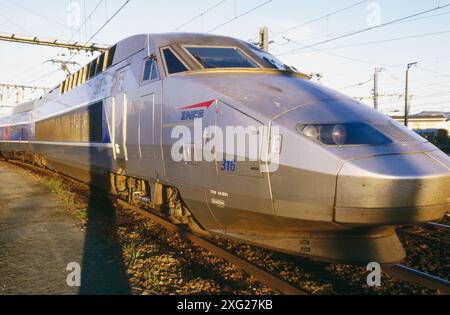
[427,222,450,231]
[386,265,450,295]
[393,219,450,295]
[77,197,450,296]
[3,158,449,295]
[113,198,307,295]
[2,158,306,295]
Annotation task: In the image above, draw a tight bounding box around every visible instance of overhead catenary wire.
[271,0,366,39]
[412,90,450,99]
[417,66,450,78]
[274,8,450,48]
[173,0,228,31]
[394,73,450,86]
[269,4,450,113]
[277,3,450,56]
[338,78,373,90]
[280,37,402,67]
[279,29,450,56]
[382,99,450,109]
[82,0,130,48]
[26,68,61,86]
[334,68,450,110]
[376,91,450,107]
[207,0,273,33]
[69,0,105,43]
[23,0,131,107]
[7,0,130,99]
[0,12,31,34]
[408,81,450,93]
[65,0,130,68]
[4,62,46,83]
[0,1,109,87]
[4,0,74,31]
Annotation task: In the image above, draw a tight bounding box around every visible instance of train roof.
[11,101,33,114]
[148,32,250,47]
[8,33,289,114]
[112,33,254,65]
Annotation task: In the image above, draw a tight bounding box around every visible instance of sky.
[0,0,449,116]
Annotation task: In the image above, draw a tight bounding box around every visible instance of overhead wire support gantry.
[0,32,109,53]
[0,83,49,91]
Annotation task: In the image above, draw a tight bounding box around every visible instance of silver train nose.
[335,152,450,225]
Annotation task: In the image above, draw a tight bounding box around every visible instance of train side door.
[206,101,275,234]
[111,65,130,163]
[138,56,164,179]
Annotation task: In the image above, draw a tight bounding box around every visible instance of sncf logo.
[181,110,205,121]
[180,100,215,121]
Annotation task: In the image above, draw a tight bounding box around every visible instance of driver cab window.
[185,46,257,69]
[143,57,159,81]
[162,48,189,74]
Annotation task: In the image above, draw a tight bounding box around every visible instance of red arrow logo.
[179,99,216,110]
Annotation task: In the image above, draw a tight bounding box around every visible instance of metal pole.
[259,26,269,52]
[405,68,409,127]
[374,68,379,111]
[405,62,418,127]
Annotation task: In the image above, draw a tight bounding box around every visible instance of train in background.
[0,33,449,264]
[415,129,450,154]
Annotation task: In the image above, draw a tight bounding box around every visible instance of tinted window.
[143,58,159,81]
[186,47,257,69]
[163,48,188,74]
[247,44,296,72]
[35,102,104,143]
[263,56,295,71]
[106,45,116,68]
[89,60,97,78]
[73,72,79,87]
[95,54,105,75]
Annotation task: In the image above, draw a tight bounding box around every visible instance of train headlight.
[297,123,393,146]
[302,125,320,141]
[332,124,347,145]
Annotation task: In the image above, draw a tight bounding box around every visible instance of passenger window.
[162,48,188,74]
[60,81,65,94]
[143,58,159,81]
[73,72,79,87]
[82,65,89,83]
[89,60,97,79]
[106,45,116,68]
[64,79,69,93]
[95,54,105,75]
[68,76,73,90]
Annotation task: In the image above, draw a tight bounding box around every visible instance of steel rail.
[114,199,307,295]
[386,264,450,295]
[427,222,450,231]
[3,158,307,296]
[5,158,449,295]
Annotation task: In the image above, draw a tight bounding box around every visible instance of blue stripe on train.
[0,125,29,141]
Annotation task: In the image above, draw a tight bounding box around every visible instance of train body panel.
[0,33,449,263]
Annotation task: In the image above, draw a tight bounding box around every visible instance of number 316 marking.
[221,160,236,172]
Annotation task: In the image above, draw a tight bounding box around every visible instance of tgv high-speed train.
[1,33,449,264]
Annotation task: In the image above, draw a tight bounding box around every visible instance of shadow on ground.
[79,108,131,295]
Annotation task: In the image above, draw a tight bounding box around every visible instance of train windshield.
[248,45,297,72]
[185,47,258,69]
